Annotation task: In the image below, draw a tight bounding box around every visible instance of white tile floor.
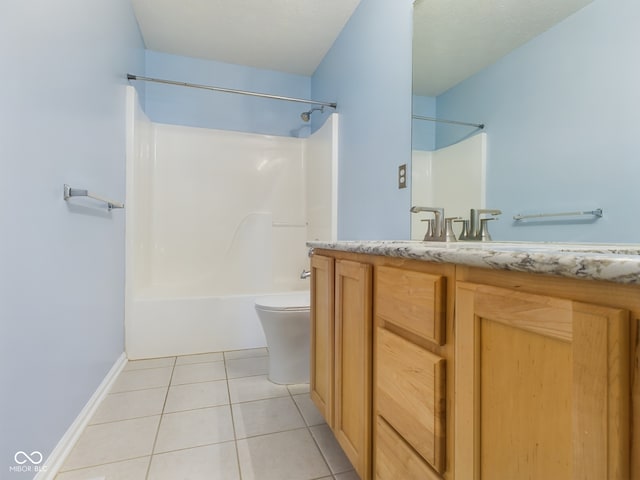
[56,348,358,480]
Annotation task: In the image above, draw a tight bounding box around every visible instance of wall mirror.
[411,0,640,244]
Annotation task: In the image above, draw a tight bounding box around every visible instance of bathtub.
[126,285,308,360]
[124,87,337,360]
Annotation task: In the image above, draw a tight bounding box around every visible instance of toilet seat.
[254,292,310,312]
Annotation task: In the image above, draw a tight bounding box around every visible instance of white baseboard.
[34,352,128,480]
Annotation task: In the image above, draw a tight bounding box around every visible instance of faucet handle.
[444,217,461,242]
[420,218,435,240]
[479,217,497,241]
[454,219,470,240]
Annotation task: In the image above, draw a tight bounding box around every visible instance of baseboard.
[34,352,128,480]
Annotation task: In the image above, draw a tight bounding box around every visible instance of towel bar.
[63,184,124,211]
[513,209,602,221]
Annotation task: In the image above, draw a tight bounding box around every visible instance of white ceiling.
[131,0,361,76]
[413,0,594,96]
[131,0,594,96]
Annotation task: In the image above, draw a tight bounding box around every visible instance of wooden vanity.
[308,242,640,480]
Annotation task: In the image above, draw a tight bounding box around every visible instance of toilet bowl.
[254,291,310,385]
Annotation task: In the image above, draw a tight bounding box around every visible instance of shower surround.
[125,87,337,359]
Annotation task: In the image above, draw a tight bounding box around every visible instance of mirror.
[411,0,640,244]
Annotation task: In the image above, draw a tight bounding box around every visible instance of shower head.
[300,106,324,122]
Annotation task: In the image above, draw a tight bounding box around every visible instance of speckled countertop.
[307,240,640,285]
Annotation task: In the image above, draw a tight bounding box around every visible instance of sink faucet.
[300,269,311,279]
[469,209,502,240]
[411,206,445,240]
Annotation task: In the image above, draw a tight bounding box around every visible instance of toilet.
[254,291,311,384]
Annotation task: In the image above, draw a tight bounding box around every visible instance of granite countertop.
[307,240,640,285]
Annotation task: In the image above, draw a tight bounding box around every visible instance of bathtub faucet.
[300,269,311,279]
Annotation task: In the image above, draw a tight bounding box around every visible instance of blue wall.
[143,51,313,137]
[437,0,640,242]
[0,0,144,474]
[412,95,437,151]
[312,0,414,240]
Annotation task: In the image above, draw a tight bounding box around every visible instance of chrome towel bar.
[63,184,124,211]
[513,208,602,221]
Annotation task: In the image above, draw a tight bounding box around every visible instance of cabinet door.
[310,254,335,426]
[455,282,630,480]
[335,259,373,479]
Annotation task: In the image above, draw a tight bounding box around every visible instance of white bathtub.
[124,87,337,360]
[126,287,308,360]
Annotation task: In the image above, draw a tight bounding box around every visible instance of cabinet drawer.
[375,265,445,345]
[375,415,442,480]
[376,327,446,473]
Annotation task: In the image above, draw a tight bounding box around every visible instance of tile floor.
[56,348,358,480]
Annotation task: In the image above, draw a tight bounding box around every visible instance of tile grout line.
[224,351,244,480]
[288,385,336,479]
[229,392,291,405]
[55,454,152,476]
[144,355,177,480]
[234,425,312,443]
[122,359,175,372]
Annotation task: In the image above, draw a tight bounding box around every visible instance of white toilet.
[254,291,311,384]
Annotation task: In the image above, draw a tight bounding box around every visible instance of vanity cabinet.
[334,259,373,479]
[310,254,335,425]
[455,266,638,480]
[310,249,639,480]
[311,251,456,480]
[456,281,629,479]
[374,263,455,479]
[310,254,373,479]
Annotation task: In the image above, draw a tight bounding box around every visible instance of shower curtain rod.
[127,74,337,109]
[412,114,484,129]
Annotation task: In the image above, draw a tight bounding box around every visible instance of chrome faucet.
[300,269,311,279]
[468,208,502,240]
[411,206,445,241]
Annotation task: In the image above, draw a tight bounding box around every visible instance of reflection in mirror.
[412,0,640,243]
[411,133,486,240]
